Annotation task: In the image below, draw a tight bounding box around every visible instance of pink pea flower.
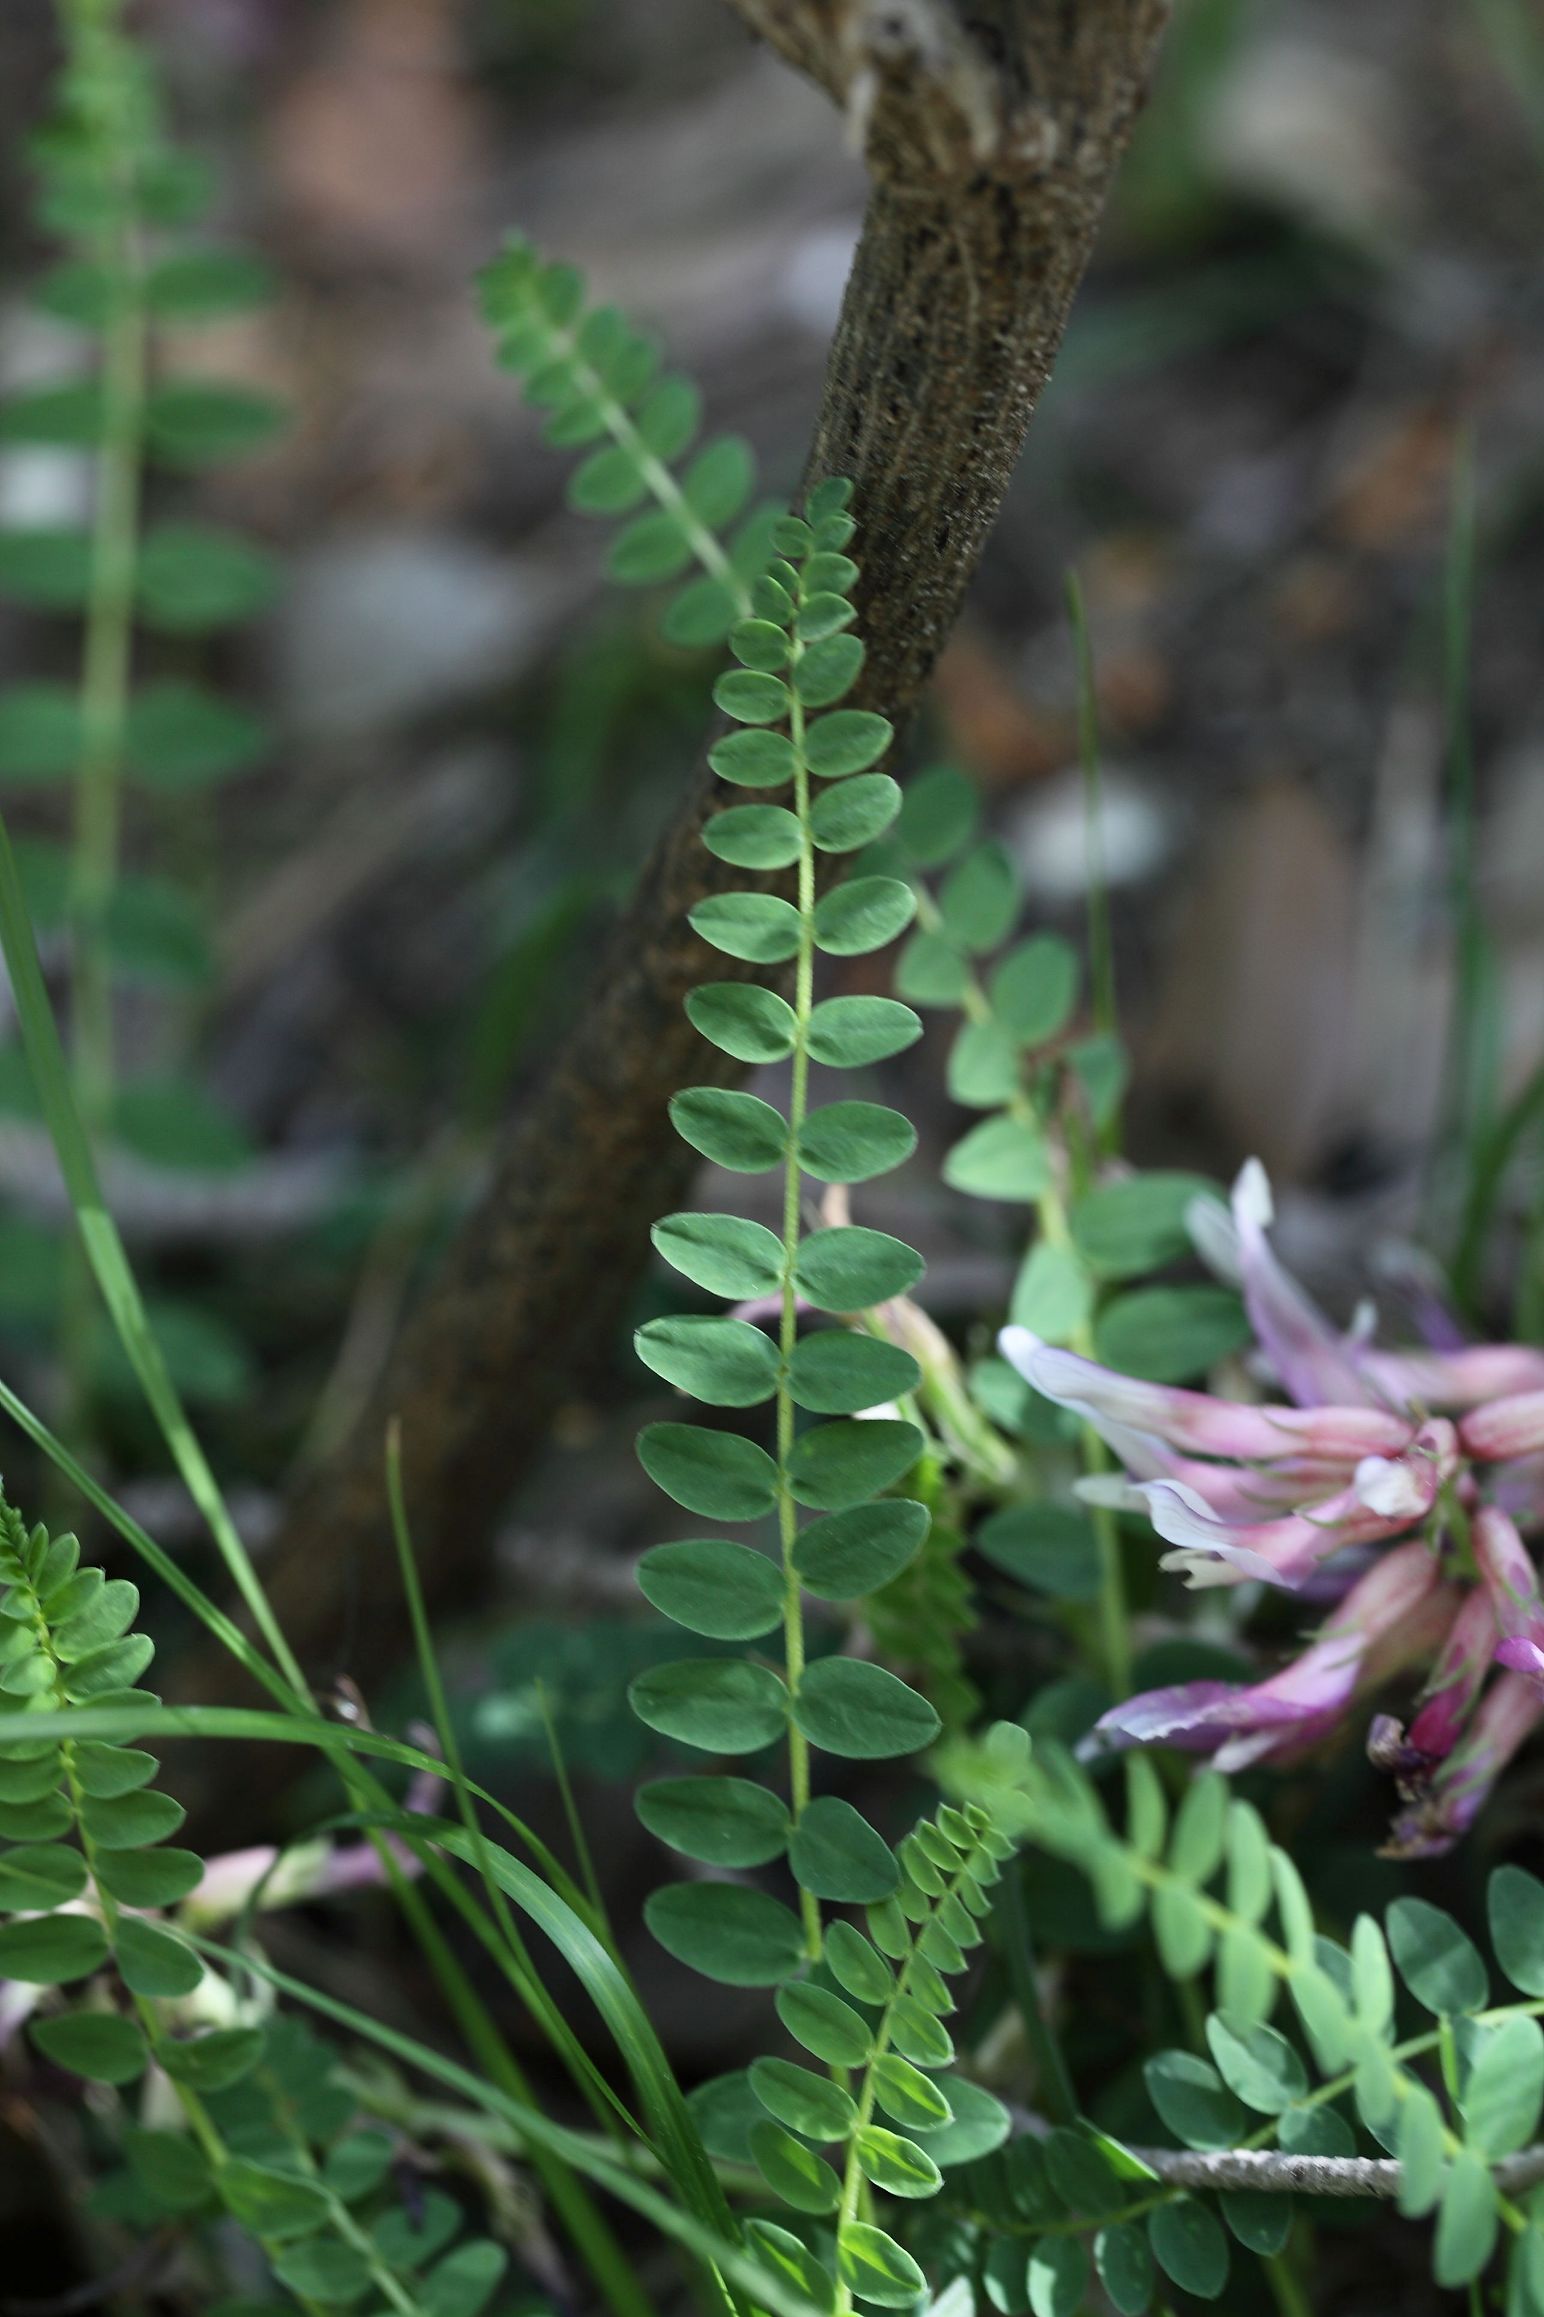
[1473,1504,1544,1686]
[1382,1670,1544,1858]
[1087,1542,1448,1771]
[1373,1584,1498,1777]
[998,1156,1544,1846]
[1460,1390,1544,1464]
[998,1334,1411,1465]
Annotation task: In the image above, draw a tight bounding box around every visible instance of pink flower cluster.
[1000,1161,1544,1855]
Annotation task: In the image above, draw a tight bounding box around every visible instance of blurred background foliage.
[1,7,1544,2291]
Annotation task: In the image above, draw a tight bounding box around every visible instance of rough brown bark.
[198,0,1167,1719]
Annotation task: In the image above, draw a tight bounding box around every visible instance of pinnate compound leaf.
[794,1226,923,1311]
[634,1316,780,1406]
[707,729,799,789]
[1490,1864,1544,1996]
[776,1980,873,2069]
[92,1847,203,1908]
[628,1657,787,1752]
[160,2027,267,2094]
[1205,2016,1306,2114]
[947,1018,1020,1109]
[664,578,738,646]
[702,804,801,870]
[1094,1287,1251,1385]
[803,709,891,779]
[1072,1172,1217,1279]
[797,1101,916,1184]
[787,1418,922,1510]
[1143,2051,1246,2150]
[652,1211,784,1298]
[31,2010,146,2084]
[427,2237,509,2317]
[1219,2191,1292,2256]
[943,1113,1049,1202]
[787,1330,919,1414]
[645,1881,806,1986]
[854,2125,941,2199]
[939,842,1017,951]
[610,510,695,585]
[0,528,93,608]
[895,930,970,1007]
[805,995,921,1068]
[1028,2237,1089,2317]
[794,1659,938,1758]
[746,2221,838,2317]
[791,1499,929,1598]
[637,1422,777,1519]
[687,892,801,962]
[812,876,915,957]
[114,1917,202,1999]
[836,2223,925,2308]
[137,526,280,630]
[895,764,978,866]
[752,2121,842,2214]
[0,1913,109,1983]
[670,1087,787,1171]
[1147,2198,1229,2298]
[976,1502,1101,1603]
[989,935,1079,1047]
[78,1787,185,1849]
[220,2158,330,2241]
[787,1794,899,1902]
[146,383,287,466]
[824,1919,894,2005]
[0,1843,87,1910]
[123,2126,213,2212]
[635,1775,789,1866]
[809,774,901,853]
[145,247,276,318]
[636,1538,783,1638]
[795,634,864,708]
[1395,2080,1448,2217]
[750,2055,858,2141]
[0,683,82,783]
[1434,2149,1499,2289]
[684,982,797,1063]
[271,2238,373,2306]
[1387,1895,1488,2016]
[714,670,789,725]
[1465,2014,1544,2156]
[1095,2222,1154,2316]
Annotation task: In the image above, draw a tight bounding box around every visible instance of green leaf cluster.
[480,233,780,646]
[944,1733,1544,2308]
[0,0,274,1366]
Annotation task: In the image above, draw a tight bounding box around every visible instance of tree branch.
[188,0,1168,1732]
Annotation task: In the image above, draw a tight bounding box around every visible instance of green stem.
[1034,1177,1131,1699]
[525,310,748,608]
[780,647,820,1960]
[832,1848,986,2314]
[1263,2248,1314,2317]
[56,11,150,1455]
[15,1513,386,2317]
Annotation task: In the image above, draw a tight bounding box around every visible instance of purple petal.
[1217,1160,1381,1409]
